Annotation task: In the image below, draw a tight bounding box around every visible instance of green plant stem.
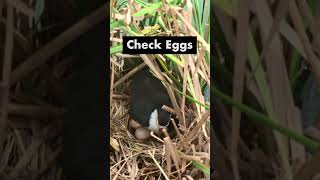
[212,87,320,152]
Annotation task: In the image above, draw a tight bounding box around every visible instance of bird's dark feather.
[130,67,172,127]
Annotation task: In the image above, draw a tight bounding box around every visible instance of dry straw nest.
[110,60,210,180]
[110,0,210,179]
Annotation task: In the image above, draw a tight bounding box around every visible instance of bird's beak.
[159,126,167,133]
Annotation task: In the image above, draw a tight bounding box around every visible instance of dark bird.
[130,67,172,133]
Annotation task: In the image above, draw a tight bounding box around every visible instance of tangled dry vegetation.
[110,0,211,179]
[0,0,211,179]
[0,1,106,180]
[213,0,320,180]
[110,60,210,180]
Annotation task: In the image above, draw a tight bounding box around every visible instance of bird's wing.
[129,97,154,127]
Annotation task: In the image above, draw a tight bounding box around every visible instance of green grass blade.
[212,87,320,152]
[133,2,162,17]
[110,45,123,54]
[164,54,183,66]
[167,83,209,109]
[192,160,210,175]
[110,20,125,31]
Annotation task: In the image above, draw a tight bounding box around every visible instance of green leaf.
[164,54,183,66]
[133,2,162,17]
[165,83,209,109]
[133,0,175,17]
[212,87,320,152]
[135,0,150,7]
[110,20,125,31]
[192,160,210,175]
[110,45,122,54]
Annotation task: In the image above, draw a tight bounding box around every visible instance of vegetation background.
[213,0,320,179]
[0,0,211,179]
[0,0,107,179]
[110,0,210,179]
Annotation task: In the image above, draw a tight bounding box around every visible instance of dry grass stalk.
[10,3,108,85]
[113,62,146,89]
[180,111,210,148]
[110,59,210,179]
[110,1,210,178]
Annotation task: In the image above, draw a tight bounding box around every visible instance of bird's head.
[148,108,171,134]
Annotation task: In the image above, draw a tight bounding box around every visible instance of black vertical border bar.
[210,0,215,179]
[105,1,111,179]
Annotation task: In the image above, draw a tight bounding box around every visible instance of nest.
[110,0,211,178]
[0,0,210,179]
[110,61,211,180]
